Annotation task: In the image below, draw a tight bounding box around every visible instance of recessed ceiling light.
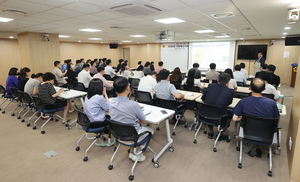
[282,36,286,38]
[121,40,132,42]
[283,33,288,35]
[88,38,102,40]
[101,42,104,43]
[154,17,185,24]
[130,35,146,37]
[79,28,101,32]
[210,12,235,19]
[9,36,14,39]
[78,40,81,42]
[284,27,291,30]
[119,43,122,44]
[240,38,244,40]
[59,35,70,38]
[0,17,14,22]
[195,30,215,34]
[215,35,230,38]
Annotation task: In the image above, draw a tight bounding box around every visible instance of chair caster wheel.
[21,119,25,122]
[75,147,80,151]
[169,146,174,152]
[108,165,113,170]
[238,163,242,169]
[236,147,240,151]
[12,113,15,116]
[153,162,160,168]
[68,126,72,130]
[2,111,6,114]
[18,116,21,119]
[41,131,45,134]
[129,175,134,181]
[172,132,175,136]
[27,123,30,127]
[193,140,197,144]
[184,125,188,128]
[203,131,207,134]
[156,127,160,131]
[83,157,88,162]
[55,119,58,122]
[226,139,230,142]
[33,126,36,130]
[268,171,272,177]
[65,124,69,127]
[50,118,53,121]
[213,148,217,152]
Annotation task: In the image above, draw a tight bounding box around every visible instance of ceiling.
[0,0,299,43]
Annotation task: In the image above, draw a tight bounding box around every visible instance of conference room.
[1,0,300,182]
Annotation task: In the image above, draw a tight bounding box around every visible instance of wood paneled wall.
[235,39,300,86]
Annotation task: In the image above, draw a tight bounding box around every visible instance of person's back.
[18,77,29,91]
[205,63,219,81]
[267,64,280,87]
[193,63,201,79]
[138,73,157,97]
[233,65,246,84]
[154,61,164,74]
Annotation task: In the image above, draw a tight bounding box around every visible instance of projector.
[288,10,299,22]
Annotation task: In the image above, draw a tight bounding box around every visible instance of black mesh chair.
[103,74,112,81]
[0,85,15,114]
[66,78,78,89]
[32,97,65,134]
[108,119,155,181]
[10,87,24,118]
[134,90,153,105]
[74,82,86,92]
[235,92,251,99]
[18,91,35,123]
[236,115,280,177]
[74,105,110,162]
[193,102,231,152]
[237,82,245,87]
[183,85,200,92]
[262,93,275,100]
[156,98,187,136]
[128,78,140,97]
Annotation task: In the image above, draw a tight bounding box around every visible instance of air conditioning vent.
[144,4,162,12]
[110,3,133,10]
[2,9,27,15]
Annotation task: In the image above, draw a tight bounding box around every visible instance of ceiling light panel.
[154,17,185,24]
[88,38,102,40]
[0,17,14,22]
[130,35,146,37]
[79,28,101,32]
[195,30,215,33]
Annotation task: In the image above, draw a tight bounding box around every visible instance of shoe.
[129,153,133,159]
[248,148,262,158]
[216,134,228,141]
[106,139,116,147]
[208,132,214,139]
[95,142,107,147]
[68,110,75,113]
[132,154,146,162]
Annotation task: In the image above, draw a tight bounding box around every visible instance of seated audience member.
[136,61,142,69]
[104,59,116,79]
[233,65,247,85]
[78,63,92,89]
[52,61,68,87]
[143,62,152,76]
[224,68,237,90]
[193,63,201,79]
[24,73,43,95]
[259,71,279,101]
[109,77,154,162]
[116,59,124,73]
[255,64,268,78]
[138,71,157,98]
[80,58,85,67]
[5,67,19,96]
[182,69,204,90]
[267,64,280,88]
[132,65,145,79]
[86,59,92,66]
[100,58,107,67]
[93,66,113,88]
[154,61,164,74]
[150,61,155,71]
[170,67,182,89]
[84,78,113,146]
[66,63,78,82]
[232,78,279,157]
[118,63,132,78]
[18,67,31,91]
[206,63,219,82]
[75,60,82,73]
[62,59,71,72]
[89,61,98,76]
[154,69,186,124]
[240,62,248,78]
[38,72,70,122]
[201,72,234,139]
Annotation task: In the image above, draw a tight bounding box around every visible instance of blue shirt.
[109,96,145,131]
[75,65,82,73]
[61,64,68,72]
[233,96,279,118]
[6,75,18,95]
[84,95,109,122]
[154,80,179,100]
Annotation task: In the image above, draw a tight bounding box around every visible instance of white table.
[138,103,175,163]
[177,90,202,101]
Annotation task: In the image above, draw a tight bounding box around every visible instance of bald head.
[250,78,265,93]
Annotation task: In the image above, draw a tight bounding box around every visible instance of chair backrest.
[262,93,274,100]
[183,85,200,92]
[241,114,279,144]
[66,78,78,89]
[129,78,140,88]
[10,87,21,100]
[74,82,86,91]
[237,82,245,87]
[196,102,223,122]
[171,82,181,89]
[32,96,44,109]
[211,80,218,83]
[103,74,112,81]
[156,97,178,111]
[109,120,138,141]
[235,92,251,99]
[76,108,91,128]
[134,90,152,104]
[0,85,6,95]
[19,91,32,104]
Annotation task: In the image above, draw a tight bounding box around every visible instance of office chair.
[74,105,111,162]
[128,78,140,97]
[66,78,78,89]
[103,74,112,81]
[74,82,86,92]
[18,91,35,123]
[183,85,201,92]
[193,102,231,152]
[134,90,153,105]
[32,97,65,134]
[262,93,275,100]
[108,119,155,181]
[236,114,280,177]
[0,85,15,114]
[10,87,24,118]
[156,97,187,136]
[235,92,251,99]
[237,82,245,87]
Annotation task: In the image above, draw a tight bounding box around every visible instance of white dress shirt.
[241,68,248,78]
[233,71,247,84]
[138,75,157,98]
[104,65,115,78]
[78,69,92,88]
[262,83,279,100]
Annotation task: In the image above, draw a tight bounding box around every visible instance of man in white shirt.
[233,65,247,85]
[259,71,279,101]
[240,62,248,78]
[104,59,116,80]
[138,71,157,98]
[136,61,142,69]
[52,61,68,87]
[78,63,92,88]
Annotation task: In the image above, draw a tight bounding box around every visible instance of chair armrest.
[136,131,152,152]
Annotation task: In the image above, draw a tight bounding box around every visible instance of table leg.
[80,97,85,106]
[153,118,173,162]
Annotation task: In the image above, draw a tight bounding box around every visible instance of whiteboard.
[160,43,189,72]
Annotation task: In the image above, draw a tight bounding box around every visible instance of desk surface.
[55,87,87,99]
[138,103,175,124]
[177,90,202,101]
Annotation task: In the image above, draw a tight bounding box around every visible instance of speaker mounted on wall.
[109,43,118,49]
